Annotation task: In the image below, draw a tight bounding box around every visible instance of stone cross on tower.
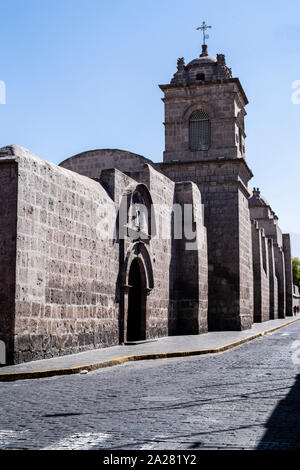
[196,21,212,57]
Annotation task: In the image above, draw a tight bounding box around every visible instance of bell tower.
[158,27,254,331]
[160,28,247,163]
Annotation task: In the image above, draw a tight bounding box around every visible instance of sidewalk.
[1,315,299,382]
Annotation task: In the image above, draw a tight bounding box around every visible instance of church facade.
[0,43,293,364]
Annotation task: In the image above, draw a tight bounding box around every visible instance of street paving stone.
[1,320,300,450]
[1,316,299,374]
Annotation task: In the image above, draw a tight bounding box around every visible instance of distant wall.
[283,234,293,316]
[249,194,292,321]
[268,239,278,319]
[293,285,300,311]
[251,221,270,322]
[274,244,286,318]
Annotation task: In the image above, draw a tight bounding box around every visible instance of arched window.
[189,110,211,151]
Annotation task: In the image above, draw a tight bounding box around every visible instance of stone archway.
[120,242,154,344]
[127,258,147,342]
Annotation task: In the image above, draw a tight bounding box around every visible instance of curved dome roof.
[249,189,271,208]
[186,56,217,67]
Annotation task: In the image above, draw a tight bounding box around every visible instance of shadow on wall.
[257,374,300,450]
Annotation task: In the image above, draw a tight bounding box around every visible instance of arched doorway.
[127,258,146,342]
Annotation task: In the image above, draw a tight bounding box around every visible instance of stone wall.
[159,159,254,331]
[0,145,210,364]
[172,181,208,334]
[138,165,176,339]
[251,221,270,322]
[283,234,293,316]
[119,164,176,341]
[1,145,121,363]
[249,189,292,320]
[268,239,278,319]
[238,188,254,325]
[274,244,286,318]
[0,159,18,364]
[61,151,209,339]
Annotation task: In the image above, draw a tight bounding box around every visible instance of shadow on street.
[257,374,300,449]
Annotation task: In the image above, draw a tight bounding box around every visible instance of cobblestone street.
[1,321,300,450]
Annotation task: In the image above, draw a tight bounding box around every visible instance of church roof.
[186,56,217,67]
[249,188,271,208]
[169,45,233,86]
[249,188,278,219]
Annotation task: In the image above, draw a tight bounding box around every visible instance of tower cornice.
[158,157,254,182]
[159,77,248,106]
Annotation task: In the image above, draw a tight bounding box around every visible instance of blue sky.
[0,0,300,254]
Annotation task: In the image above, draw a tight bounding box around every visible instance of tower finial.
[196,21,212,57]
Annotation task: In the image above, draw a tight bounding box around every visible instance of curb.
[0,317,299,382]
